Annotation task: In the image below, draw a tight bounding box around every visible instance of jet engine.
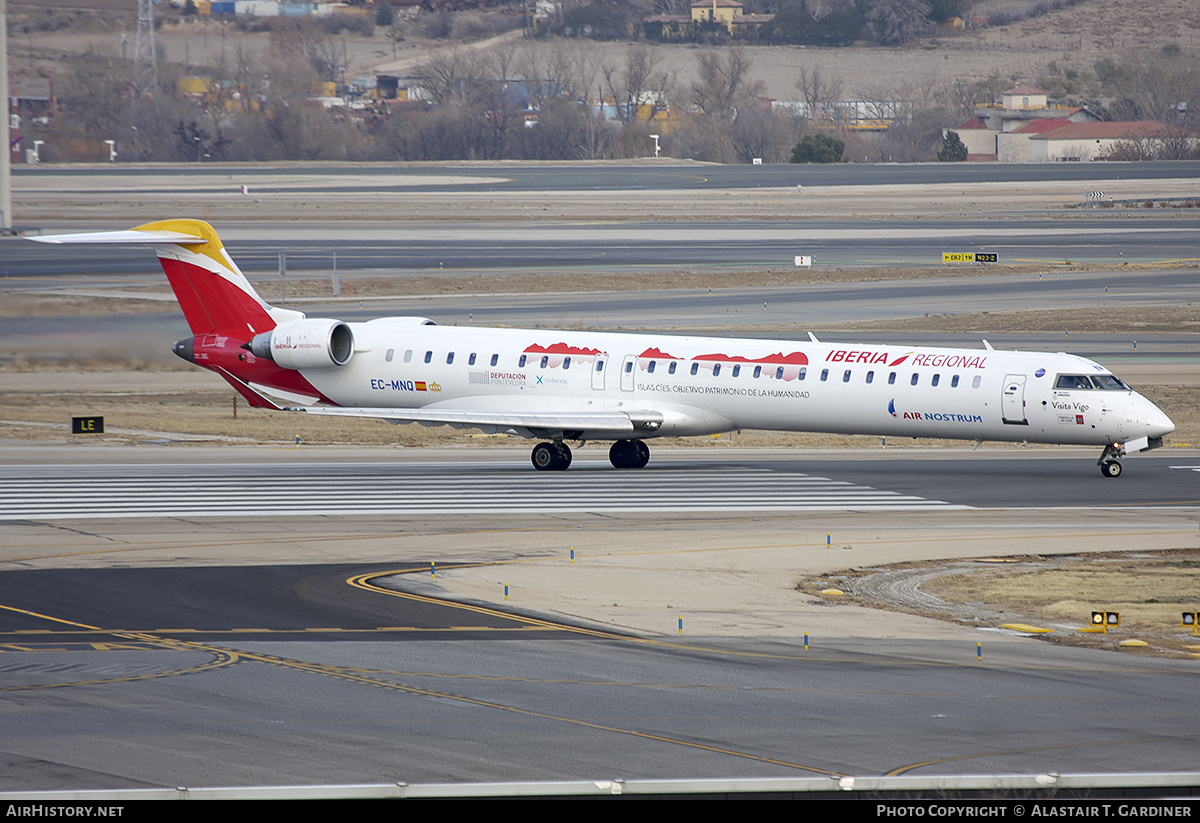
[247,319,354,369]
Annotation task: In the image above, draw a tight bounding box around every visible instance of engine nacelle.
[248,319,354,370]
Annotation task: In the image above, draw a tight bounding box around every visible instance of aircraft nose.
[1146,404,1175,439]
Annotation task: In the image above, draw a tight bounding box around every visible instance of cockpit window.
[1055,375,1093,390]
[1091,374,1129,390]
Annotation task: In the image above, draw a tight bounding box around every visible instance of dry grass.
[805,549,1200,658]
[924,551,1200,655]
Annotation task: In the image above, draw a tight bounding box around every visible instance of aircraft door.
[592,354,608,390]
[620,355,637,392]
[1002,374,1029,425]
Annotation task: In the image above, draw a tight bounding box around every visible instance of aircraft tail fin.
[31,219,302,337]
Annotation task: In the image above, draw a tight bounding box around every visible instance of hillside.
[6,0,1198,100]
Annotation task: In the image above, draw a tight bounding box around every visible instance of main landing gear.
[529,439,651,471]
[531,441,572,471]
[1098,444,1123,478]
[609,439,650,469]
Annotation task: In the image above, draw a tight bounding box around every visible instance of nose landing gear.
[1098,444,1123,478]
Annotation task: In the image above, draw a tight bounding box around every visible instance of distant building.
[1027,121,1184,162]
[954,84,1102,161]
[691,0,744,30]
[646,0,772,39]
[771,99,912,131]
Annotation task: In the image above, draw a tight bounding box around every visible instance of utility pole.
[1,0,12,232]
[134,0,158,96]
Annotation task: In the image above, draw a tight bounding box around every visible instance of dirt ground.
[15,171,1200,225]
[807,548,1200,659]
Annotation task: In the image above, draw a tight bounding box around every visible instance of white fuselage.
[296,321,1173,447]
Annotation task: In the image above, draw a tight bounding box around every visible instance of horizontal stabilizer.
[30,229,207,245]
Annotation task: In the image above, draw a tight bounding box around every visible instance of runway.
[0,459,966,520]
[14,159,1200,190]
[1,451,1197,522]
[7,216,1200,277]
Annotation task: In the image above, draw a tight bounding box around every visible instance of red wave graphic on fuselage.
[524,343,604,357]
[692,351,809,365]
[638,347,681,360]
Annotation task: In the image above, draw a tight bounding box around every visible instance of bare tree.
[868,0,932,46]
[692,49,764,119]
[601,45,672,123]
[1111,49,1200,130]
[795,66,844,118]
[730,109,799,163]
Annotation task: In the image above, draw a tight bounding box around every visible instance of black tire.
[1101,460,1123,478]
[532,442,557,471]
[609,440,632,469]
[632,440,650,468]
[554,441,573,470]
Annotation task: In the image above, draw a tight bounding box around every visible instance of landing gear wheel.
[532,441,572,471]
[553,441,572,470]
[1097,444,1124,479]
[631,439,650,468]
[609,439,650,469]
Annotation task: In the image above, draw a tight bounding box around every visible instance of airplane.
[32,219,1175,477]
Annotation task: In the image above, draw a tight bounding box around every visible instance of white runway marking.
[0,462,966,520]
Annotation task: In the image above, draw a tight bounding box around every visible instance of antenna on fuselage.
[808,332,820,343]
[982,340,995,351]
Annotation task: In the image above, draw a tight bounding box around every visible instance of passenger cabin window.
[490,354,499,367]
[625,361,633,373]
[713,364,721,376]
[540,356,549,368]
[519,355,527,367]
[691,363,699,376]
[385,349,394,362]
[866,371,874,384]
[820,369,829,382]
[446,352,454,365]
[888,372,896,385]
[468,353,477,366]
[563,357,571,370]
[732,365,741,378]
[669,362,677,375]
[931,374,940,387]
[424,351,433,364]
[753,366,761,378]
[843,370,851,383]
[972,376,982,389]
[595,360,604,372]
[404,349,413,363]
[647,360,656,374]
[798,367,807,381]
[910,373,919,386]
[951,375,959,388]
[775,366,784,380]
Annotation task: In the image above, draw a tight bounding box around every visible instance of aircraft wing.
[289,406,661,436]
